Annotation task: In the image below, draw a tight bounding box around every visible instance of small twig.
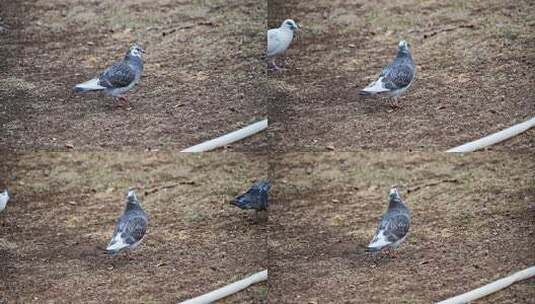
[423,24,476,39]
[162,21,216,36]
[407,178,459,193]
[144,181,195,195]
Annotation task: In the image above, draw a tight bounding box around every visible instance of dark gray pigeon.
[232,180,271,211]
[106,190,148,256]
[367,186,411,252]
[360,40,416,108]
[74,44,144,106]
[267,19,299,70]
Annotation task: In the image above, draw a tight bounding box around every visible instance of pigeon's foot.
[113,96,129,108]
[388,97,401,110]
[268,58,282,71]
[385,247,400,258]
[269,63,281,71]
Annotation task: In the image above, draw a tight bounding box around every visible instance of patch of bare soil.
[0,0,267,151]
[268,0,535,151]
[268,152,535,303]
[0,152,268,303]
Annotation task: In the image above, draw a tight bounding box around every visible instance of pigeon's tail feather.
[74,78,105,92]
[106,234,129,255]
[367,230,390,252]
[366,246,383,252]
[360,77,390,96]
[106,249,120,256]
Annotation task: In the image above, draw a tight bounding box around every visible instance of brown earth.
[268,0,535,151]
[0,0,267,151]
[268,152,535,303]
[0,152,268,303]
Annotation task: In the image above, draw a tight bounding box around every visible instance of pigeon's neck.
[126,201,141,211]
[396,50,412,60]
[388,198,406,210]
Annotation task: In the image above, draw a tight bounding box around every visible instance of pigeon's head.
[281,19,299,31]
[126,189,139,205]
[398,40,410,53]
[128,44,145,58]
[388,186,402,202]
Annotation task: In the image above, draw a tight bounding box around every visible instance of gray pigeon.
[267,19,299,70]
[0,189,9,213]
[106,190,148,256]
[232,180,271,211]
[360,40,416,108]
[367,186,411,253]
[74,44,145,106]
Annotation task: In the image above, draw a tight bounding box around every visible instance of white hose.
[178,270,268,304]
[435,266,535,304]
[181,119,268,152]
[447,117,535,152]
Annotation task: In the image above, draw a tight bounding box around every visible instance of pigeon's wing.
[383,213,410,242]
[122,215,147,245]
[255,180,272,192]
[381,61,414,90]
[98,61,136,89]
[267,29,285,57]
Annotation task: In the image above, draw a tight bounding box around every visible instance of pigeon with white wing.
[367,186,411,255]
[106,189,148,256]
[74,44,145,106]
[360,40,415,108]
[267,19,299,70]
[0,189,9,213]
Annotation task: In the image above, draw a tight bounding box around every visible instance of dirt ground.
[268,0,535,151]
[268,152,535,303]
[0,0,267,151]
[0,153,268,303]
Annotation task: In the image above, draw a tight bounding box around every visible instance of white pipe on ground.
[181,119,268,152]
[435,266,535,304]
[178,270,268,304]
[447,117,535,152]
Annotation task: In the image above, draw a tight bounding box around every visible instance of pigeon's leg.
[388,97,401,109]
[393,96,401,108]
[254,210,268,224]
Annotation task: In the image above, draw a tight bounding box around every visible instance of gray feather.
[107,190,148,255]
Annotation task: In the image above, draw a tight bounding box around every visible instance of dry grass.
[0,0,267,151]
[0,152,269,303]
[268,152,535,303]
[267,0,535,151]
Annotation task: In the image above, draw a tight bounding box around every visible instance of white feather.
[106,233,128,251]
[362,77,390,94]
[368,229,391,249]
[267,28,294,57]
[0,191,9,212]
[74,78,105,91]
